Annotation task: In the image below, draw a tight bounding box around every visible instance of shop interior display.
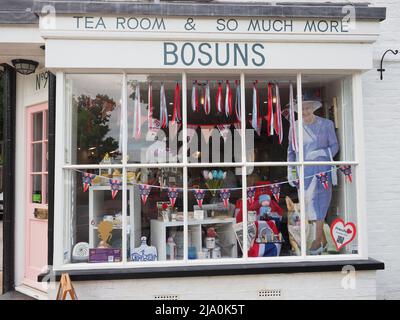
[65,74,358,264]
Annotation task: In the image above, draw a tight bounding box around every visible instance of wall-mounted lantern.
[11,59,39,75]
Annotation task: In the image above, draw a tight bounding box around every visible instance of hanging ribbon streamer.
[316,173,329,190]
[191,81,199,112]
[266,83,274,136]
[289,83,299,152]
[216,82,223,113]
[339,165,353,183]
[133,83,141,140]
[251,81,261,136]
[225,80,233,117]
[274,83,283,144]
[109,179,122,199]
[270,184,281,202]
[203,81,211,115]
[247,187,256,205]
[194,189,206,208]
[159,83,168,128]
[168,187,179,208]
[234,80,241,123]
[171,82,181,124]
[219,188,231,208]
[82,173,96,192]
[139,184,151,205]
[147,81,153,130]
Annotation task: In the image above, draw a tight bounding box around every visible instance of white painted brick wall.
[48,271,377,300]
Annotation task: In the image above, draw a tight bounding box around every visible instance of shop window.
[60,72,361,268]
[65,74,123,165]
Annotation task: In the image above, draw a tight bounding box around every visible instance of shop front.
[4,1,390,299]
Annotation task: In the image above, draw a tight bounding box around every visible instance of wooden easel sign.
[56,273,78,300]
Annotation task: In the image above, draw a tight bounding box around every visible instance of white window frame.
[52,70,367,272]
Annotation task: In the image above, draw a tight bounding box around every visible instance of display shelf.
[88,185,141,254]
[150,217,237,261]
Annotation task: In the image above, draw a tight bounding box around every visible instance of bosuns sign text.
[163,42,266,67]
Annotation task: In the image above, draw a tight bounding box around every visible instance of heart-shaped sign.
[330,218,357,251]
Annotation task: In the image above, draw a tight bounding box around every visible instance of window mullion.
[240,72,248,260]
[182,72,189,262]
[296,73,307,258]
[122,72,128,264]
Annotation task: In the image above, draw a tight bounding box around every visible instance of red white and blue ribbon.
[219,188,231,208]
[147,81,153,130]
[270,184,281,202]
[194,189,206,208]
[168,187,179,208]
[216,82,223,113]
[139,184,151,205]
[133,83,141,140]
[160,83,168,128]
[225,80,233,117]
[234,80,241,123]
[266,83,274,136]
[203,81,211,115]
[191,81,199,112]
[339,165,353,183]
[316,173,329,190]
[82,173,96,192]
[251,81,261,136]
[274,83,283,144]
[289,83,299,152]
[247,187,256,205]
[171,82,181,124]
[109,179,122,199]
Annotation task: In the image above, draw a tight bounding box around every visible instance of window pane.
[301,74,354,162]
[127,74,182,164]
[32,143,42,173]
[188,166,243,259]
[245,75,298,162]
[31,174,42,204]
[186,75,242,164]
[64,168,123,264]
[65,74,122,165]
[32,112,43,141]
[304,164,358,255]
[246,166,301,257]
[127,167,184,262]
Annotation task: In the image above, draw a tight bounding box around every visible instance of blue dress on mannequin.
[288,116,339,221]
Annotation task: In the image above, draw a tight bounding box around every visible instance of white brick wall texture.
[49,271,378,300]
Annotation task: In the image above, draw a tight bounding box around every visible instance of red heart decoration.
[330,218,357,251]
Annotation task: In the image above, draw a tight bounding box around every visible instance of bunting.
[139,184,152,205]
[219,188,231,208]
[82,173,96,192]
[317,173,329,190]
[168,187,179,208]
[247,187,256,205]
[339,165,353,183]
[109,179,122,199]
[270,184,281,202]
[194,189,206,208]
